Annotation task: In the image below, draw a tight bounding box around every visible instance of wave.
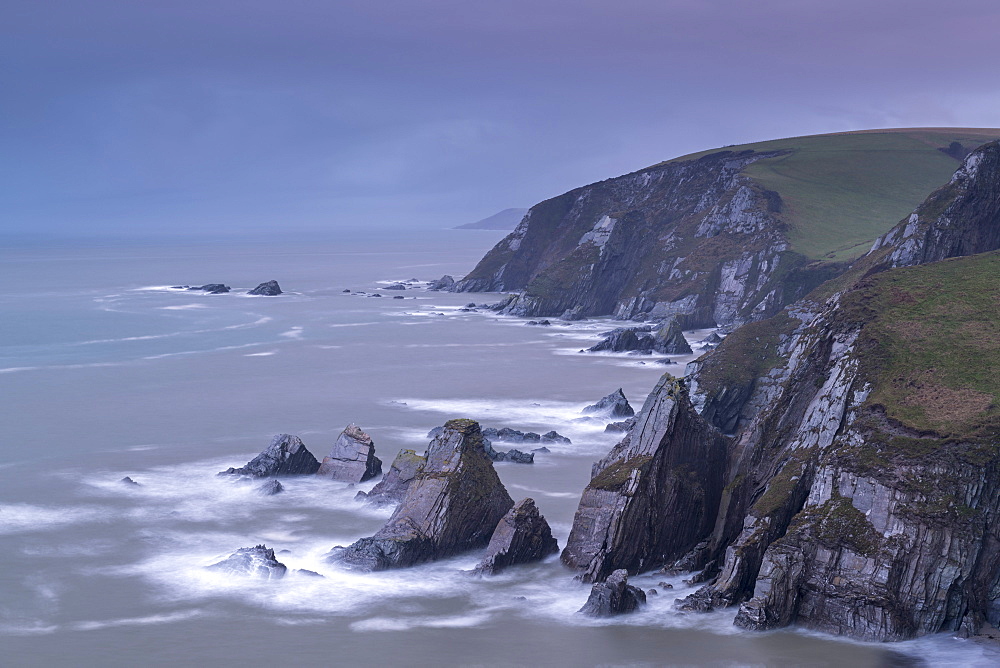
[0,503,113,536]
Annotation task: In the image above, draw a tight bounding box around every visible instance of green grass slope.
[667,128,1000,263]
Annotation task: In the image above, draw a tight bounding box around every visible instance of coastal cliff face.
[453,150,839,327]
[562,141,1000,641]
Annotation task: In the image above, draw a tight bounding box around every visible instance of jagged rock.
[532,447,550,453]
[563,376,730,583]
[427,275,455,291]
[342,288,351,292]
[541,431,571,444]
[357,448,426,507]
[568,141,1000,641]
[208,545,287,579]
[701,332,724,344]
[371,293,382,297]
[581,389,634,419]
[427,426,444,439]
[472,498,559,576]
[578,569,646,617]
[248,280,282,296]
[219,434,321,477]
[483,438,534,464]
[650,318,692,354]
[316,424,382,483]
[120,476,139,486]
[329,419,514,571]
[384,283,407,290]
[587,329,652,353]
[560,306,586,321]
[654,358,672,365]
[604,417,637,433]
[257,479,284,496]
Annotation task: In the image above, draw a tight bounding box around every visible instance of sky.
[3,0,1000,238]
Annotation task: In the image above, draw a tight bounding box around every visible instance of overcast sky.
[3,0,1000,237]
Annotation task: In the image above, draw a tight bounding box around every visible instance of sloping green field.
[667,129,1000,262]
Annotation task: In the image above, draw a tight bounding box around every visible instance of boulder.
[427,275,455,291]
[208,545,287,579]
[248,280,282,296]
[356,448,426,507]
[384,283,407,290]
[316,424,382,483]
[393,295,404,299]
[472,498,559,576]
[329,419,514,571]
[650,318,692,354]
[578,569,646,617]
[120,476,140,486]
[219,434,321,477]
[342,289,351,293]
[701,331,724,344]
[540,431,571,444]
[257,479,284,496]
[581,389,634,419]
[587,328,655,353]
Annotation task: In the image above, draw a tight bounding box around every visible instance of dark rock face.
[209,545,287,579]
[578,569,646,617]
[452,149,845,328]
[563,377,729,583]
[651,319,692,354]
[566,142,1000,641]
[588,329,650,353]
[257,479,284,496]
[472,498,559,576]
[427,275,455,291]
[587,320,691,355]
[329,419,514,571]
[187,283,230,295]
[220,434,321,477]
[248,280,282,296]
[357,448,426,507]
[316,424,382,483]
[581,389,634,419]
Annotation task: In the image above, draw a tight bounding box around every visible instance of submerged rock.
[120,476,140,486]
[248,280,282,296]
[472,498,559,576]
[316,424,382,483]
[257,479,284,496]
[384,283,407,290]
[581,389,634,419]
[578,569,646,617]
[357,448,426,507]
[701,331,724,344]
[219,434,321,478]
[541,430,571,444]
[188,284,230,294]
[329,419,514,571]
[427,275,455,291]
[208,545,287,579]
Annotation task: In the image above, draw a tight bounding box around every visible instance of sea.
[1,229,995,667]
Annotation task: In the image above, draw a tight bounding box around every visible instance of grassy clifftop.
[667,128,1000,263]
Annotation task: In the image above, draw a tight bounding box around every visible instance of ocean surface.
[1,230,995,667]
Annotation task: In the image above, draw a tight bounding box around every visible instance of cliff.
[562,140,1000,641]
[454,129,1000,328]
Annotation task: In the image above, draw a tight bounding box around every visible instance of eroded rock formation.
[317,424,382,483]
[220,434,321,477]
[472,498,559,576]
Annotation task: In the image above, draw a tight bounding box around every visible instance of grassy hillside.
[667,129,1000,262]
[843,250,1000,440]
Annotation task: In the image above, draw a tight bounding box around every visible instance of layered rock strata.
[220,434,321,477]
[329,419,514,571]
[578,569,646,617]
[472,498,559,576]
[317,424,382,483]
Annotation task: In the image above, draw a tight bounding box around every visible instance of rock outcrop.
[357,448,426,506]
[578,569,646,617]
[248,280,282,296]
[472,498,559,576]
[219,434,321,477]
[427,275,455,291]
[581,389,634,419]
[329,419,514,571]
[316,424,382,483]
[561,141,1000,641]
[452,149,841,328]
[209,545,287,579]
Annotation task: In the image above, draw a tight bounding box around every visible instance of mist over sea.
[1,229,993,666]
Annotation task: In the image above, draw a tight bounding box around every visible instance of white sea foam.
[245,351,277,357]
[69,609,205,632]
[280,327,303,339]
[0,504,113,535]
[159,304,208,310]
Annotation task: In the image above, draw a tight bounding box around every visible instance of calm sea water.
[1,230,993,667]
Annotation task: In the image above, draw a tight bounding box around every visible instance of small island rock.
[578,569,646,617]
[472,498,559,576]
[248,280,282,296]
[220,434,321,477]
